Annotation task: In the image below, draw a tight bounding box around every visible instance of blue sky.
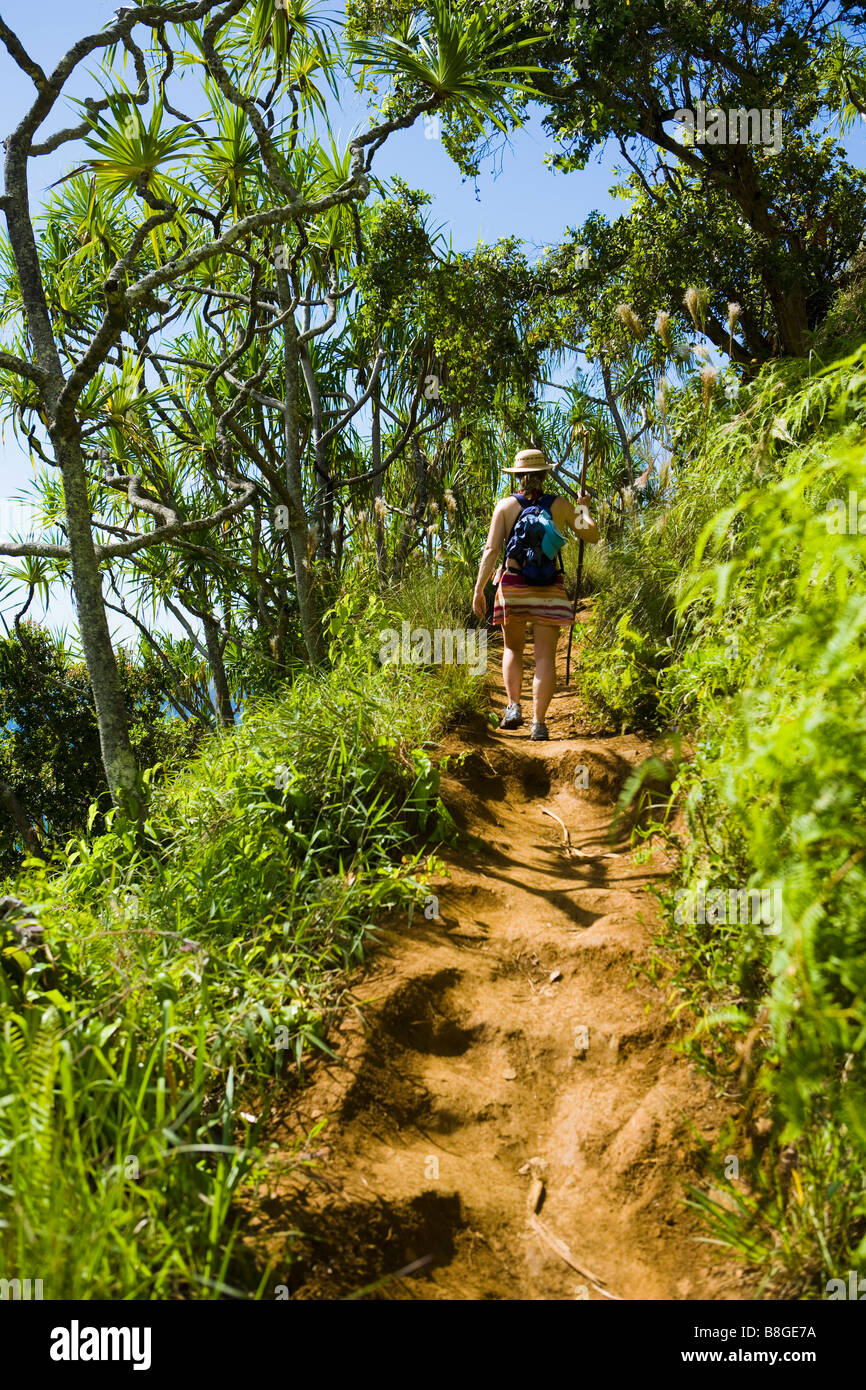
[0,1,862,646]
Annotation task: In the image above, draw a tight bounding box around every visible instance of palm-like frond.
[195,84,260,218]
[286,34,341,120]
[246,0,337,67]
[0,233,22,329]
[0,553,58,614]
[76,96,202,205]
[819,28,866,133]
[43,174,126,273]
[349,0,545,134]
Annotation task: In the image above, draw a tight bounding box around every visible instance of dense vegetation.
[0,572,483,1296]
[0,0,864,1298]
[576,298,866,1293]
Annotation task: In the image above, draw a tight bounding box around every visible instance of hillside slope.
[242,636,758,1300]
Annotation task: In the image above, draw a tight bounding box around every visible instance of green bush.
[573,609,664,730]
[0,643,461,1298]
[584,343,866,1291]
[0,623,201,872]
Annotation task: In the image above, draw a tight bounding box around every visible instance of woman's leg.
[502,618,527,704]
[532,623,560,722]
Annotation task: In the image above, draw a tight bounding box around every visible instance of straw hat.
[501,448,554,475]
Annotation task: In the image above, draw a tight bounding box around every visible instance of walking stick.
[565,429,591,687]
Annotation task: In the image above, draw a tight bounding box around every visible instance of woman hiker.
[471,448,599,740]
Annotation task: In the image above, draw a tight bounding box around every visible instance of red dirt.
[242,632,758,1301]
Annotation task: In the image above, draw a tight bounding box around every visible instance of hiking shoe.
[530,721,549,741]
[500,702,523,729]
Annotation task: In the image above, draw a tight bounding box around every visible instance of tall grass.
[0,580,482,1298]
[578,342,866,1293]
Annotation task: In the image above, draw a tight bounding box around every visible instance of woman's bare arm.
[554,494,599,544]
[473,499,514,615]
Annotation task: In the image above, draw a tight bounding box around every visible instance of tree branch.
[0,349,48,385]
[0,18,47,87]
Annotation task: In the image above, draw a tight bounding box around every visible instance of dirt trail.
[245,632,755,1301]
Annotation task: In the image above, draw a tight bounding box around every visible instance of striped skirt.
[492,571,574,628]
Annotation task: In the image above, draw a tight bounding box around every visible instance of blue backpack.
[505,493,567,585]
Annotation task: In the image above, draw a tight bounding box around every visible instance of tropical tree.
[0,0,543,818]
[352,0,866,358]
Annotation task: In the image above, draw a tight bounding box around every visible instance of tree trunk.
[299,341,333,561]
[4,134,142,817]
[276,275,326,666]
[393,436,428,581]
[334,502,346,586]
[0,778,43,859]
[372,381,387,588]
[202,613,234,727]
[730,157,808,356]
[600,353,634,479]
[55,436,143,816]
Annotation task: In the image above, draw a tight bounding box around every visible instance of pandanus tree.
[0,0,545,820]
[346,173,559,580]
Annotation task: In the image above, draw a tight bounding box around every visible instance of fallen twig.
[541,807,588,857]
[541,807,573,849]
[527,1213,623,1300]
[541,808,623,861]
[477,749,501,779]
